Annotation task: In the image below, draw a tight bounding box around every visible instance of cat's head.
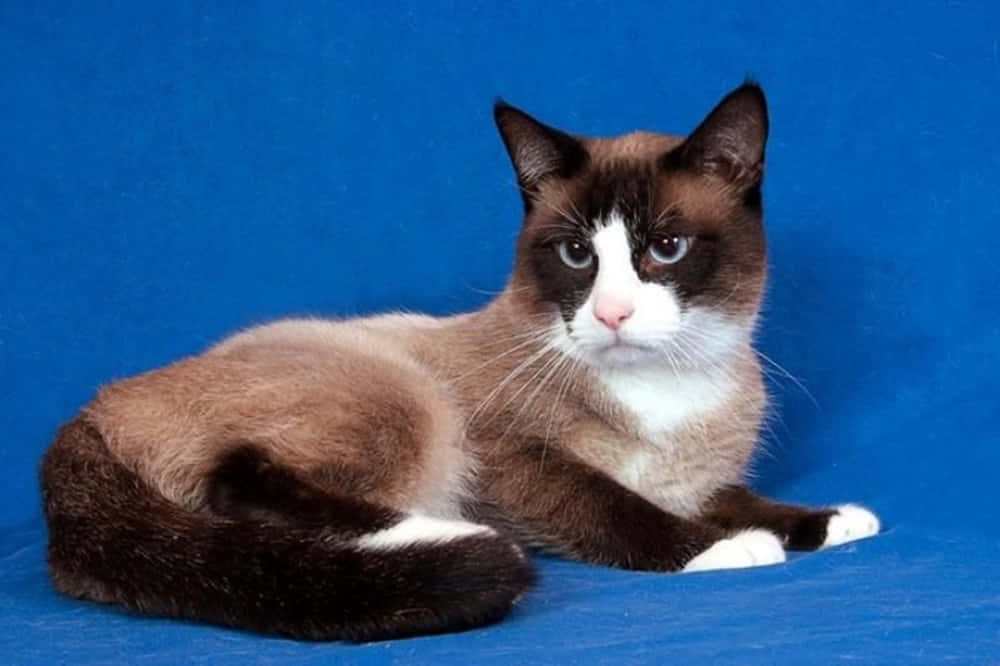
[496,83,768,370]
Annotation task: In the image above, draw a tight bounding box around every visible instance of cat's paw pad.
[682,529,786,572]
[822,504,881,548]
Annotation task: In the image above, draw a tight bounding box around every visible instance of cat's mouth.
[561,323,666,367]
[589,337,662,365]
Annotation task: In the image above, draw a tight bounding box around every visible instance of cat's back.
[85,315,469,513]
[210,313,442,354]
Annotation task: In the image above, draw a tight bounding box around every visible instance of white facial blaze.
[590,216,643,321]
[567,213,682,364]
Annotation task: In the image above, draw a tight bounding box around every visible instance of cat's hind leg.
[44,417,532,642]
[208,444,497,545]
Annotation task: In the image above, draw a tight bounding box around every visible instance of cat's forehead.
[530,131,735,235]
[586,131,685,163]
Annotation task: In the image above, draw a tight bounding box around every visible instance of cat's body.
[42,84,880,641]
[89,301,760,532]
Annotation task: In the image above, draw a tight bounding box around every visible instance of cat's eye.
[648,236,691,264]
[556,240,594,269]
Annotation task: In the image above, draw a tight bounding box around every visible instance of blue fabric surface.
[2,1,999,663]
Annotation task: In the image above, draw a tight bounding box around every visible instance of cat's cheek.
[626,281,682,336]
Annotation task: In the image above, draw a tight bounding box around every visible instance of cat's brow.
[650,206,682,231]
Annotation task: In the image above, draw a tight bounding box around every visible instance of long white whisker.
[556,181,589,228]
[539,355,582,474]
[753,349,819,408]
[493,350,570,444]
[465,338,559,430]
[518,185,587,229]
[453,334,550,381]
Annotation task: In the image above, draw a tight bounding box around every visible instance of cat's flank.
[42,83,880,641]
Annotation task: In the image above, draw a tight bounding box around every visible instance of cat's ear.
[494,101,588,208]
[665,83,769,190]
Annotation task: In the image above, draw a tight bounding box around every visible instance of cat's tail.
[40,417,534,641]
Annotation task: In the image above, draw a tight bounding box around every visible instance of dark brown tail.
[40,417,534,641]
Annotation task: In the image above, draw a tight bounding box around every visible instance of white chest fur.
[597,365,736,440]
[595,365,740,517]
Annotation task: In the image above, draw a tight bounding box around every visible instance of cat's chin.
[583,341,661,369]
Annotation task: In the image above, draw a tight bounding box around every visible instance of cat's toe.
[822,504,881,548]
[682,529,786,572]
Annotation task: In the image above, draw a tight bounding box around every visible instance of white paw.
[822,504,881,548]
[682,529,787,573]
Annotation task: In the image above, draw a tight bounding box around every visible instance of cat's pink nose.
[594,300,634,331]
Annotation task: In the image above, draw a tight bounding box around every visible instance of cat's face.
[496,84,768,370]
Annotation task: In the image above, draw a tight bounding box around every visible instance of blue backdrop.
[2,1,998,663]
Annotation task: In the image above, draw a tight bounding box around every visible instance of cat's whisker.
[517,186,584,229]
[463,283,535,297]
[663,339,694,371]
[713,269,744,309]
[493,349,571,444]
[679,322,817,408]
[459,321,557,352]
[539,355,582,475]
[531,222,586,234]
[751,350,819,408]
[651,204,680,229]
[671,335,785,454]
[672,331,729,371]
[659,339,684,376]
[453,332,554,381]
[657,332,744,416]
[517,181,594,232]
[556,181,590,228]
[475,322,557,345]
[669,337,706,375]
[464,338,560,431]
[473,315,562,342]
[668,327,746,367]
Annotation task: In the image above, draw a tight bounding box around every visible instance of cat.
[41,83,880,642]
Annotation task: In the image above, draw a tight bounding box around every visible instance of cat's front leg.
[477,442,785,572]
[701,485,881,551]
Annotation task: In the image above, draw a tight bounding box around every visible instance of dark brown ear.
[665,83,769,191]
[494,101,588,208]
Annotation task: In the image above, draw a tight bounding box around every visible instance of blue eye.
[648,236,691,264]
[557,240,594,269]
